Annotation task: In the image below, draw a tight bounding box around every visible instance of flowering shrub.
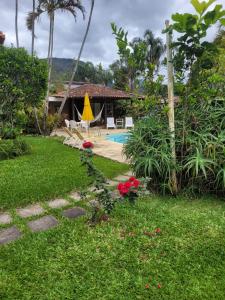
[82,141,94,149]
[80,141,115,220]
[117,176,141,203]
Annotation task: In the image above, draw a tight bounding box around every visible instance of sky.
[1,0,221,67]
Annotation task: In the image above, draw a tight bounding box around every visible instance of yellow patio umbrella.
[81,92,94,135]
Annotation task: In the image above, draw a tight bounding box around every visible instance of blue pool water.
[106,133,130,144]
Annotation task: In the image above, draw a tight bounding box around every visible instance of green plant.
[80,141,115,217]
[0,46,48,138]
[0,139,31,161]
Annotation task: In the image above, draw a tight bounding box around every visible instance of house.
[49,83,142,124]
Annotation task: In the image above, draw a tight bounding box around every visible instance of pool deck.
[52,128,129,164]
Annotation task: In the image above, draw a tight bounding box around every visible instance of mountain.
[44,57,113,86]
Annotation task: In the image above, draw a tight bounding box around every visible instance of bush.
[24,106,60,135]
[0,46,48,137]
[0,139,31,160]
[124,101,225,196]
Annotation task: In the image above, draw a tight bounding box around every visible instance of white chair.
[80,120,88,132]
[65,119,70,128]
[69,120,79,131]
[125,117,134,129]
[107,117,116,129]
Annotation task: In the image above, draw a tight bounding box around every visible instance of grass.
[0,137,129,210]
[1,196,225,299]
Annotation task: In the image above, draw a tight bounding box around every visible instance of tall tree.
[143,30,165,70]
[58,0,95,116]
[15,0,19,48]
[27,0,85,133]
[31,0,35,55]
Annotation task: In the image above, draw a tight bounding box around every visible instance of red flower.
[132,179,140,188]
[120,186,129,196]
[157,284,161,289]
[129,176,136,182]
[145,284,150,289]
[117,183,124,190]
[124,181,132,189]
[155,228,161,234]
[83,141,94,149]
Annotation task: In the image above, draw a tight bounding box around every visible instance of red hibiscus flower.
[129,176,136,182]
[132,179,140,188]
[83,141,94,149]
[117,183,124,190]
[124,181,132,189]
[145,284,150,289]
[157,283,161,289]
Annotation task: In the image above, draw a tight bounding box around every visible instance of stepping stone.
[62,207,86,219]
[16,204,44,218]
[69,191,81,201]
[28,215,58,232]
[0,213,12,225]
[0,226,22,245]
[113,175,130,182]
[106,180,118,187]
[48,198,69,209]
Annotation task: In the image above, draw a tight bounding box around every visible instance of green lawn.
[1,196,225,299]
[0,137,129,210]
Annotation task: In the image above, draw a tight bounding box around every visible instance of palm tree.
[31,0,35,55]
[143,29,165,71]
[58,0,95,116]
[27,0,85,134]
[15,0,19,47]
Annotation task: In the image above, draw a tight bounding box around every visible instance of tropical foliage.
[125,0,225,196]
[0,46,48,138]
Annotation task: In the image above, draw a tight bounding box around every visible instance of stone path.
[16,204,44,218]
[28,215,58,232]
[0,170,132,245]
[0,226,22,245]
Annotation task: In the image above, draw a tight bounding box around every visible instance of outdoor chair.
[125,117,134,129]
[106,117,116,129]
[80,120,88,132]
[63,127,85,149]
[65,119,70,128]
[69,120,80,131]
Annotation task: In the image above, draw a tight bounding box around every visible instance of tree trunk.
[15,0,19,48]
[58,0,95,116]
[43,11,55,135]
[31,0,35,55]
[165,20,178,194]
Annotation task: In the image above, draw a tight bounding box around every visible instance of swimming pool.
[106,132,130,144]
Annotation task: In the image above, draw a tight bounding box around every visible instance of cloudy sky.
[1,0,221,67]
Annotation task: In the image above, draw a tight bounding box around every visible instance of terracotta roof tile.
[54,84,135,99]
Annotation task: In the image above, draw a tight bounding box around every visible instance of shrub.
[0,46,48,137]
[0,139,31,161]
[124,101,225,196]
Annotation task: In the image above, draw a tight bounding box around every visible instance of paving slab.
[48,198,69,209]
[0,213,12,225]
[16,204,44,218]
[28,215,58,232]
[0,226,22,245]
[113,175,130,182]
[62,207,86,219]
[69,191,81,201]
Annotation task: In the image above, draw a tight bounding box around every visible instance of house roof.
[53,83,140,100]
